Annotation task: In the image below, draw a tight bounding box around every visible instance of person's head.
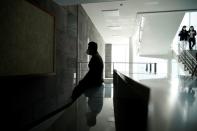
[86,41,98,55]
[182,25,186,30]
[190,26,194,30]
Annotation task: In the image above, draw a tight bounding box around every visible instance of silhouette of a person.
[188,26,196,50]
[179,25,188,41]
[66,41,104,107]
[178,25,188,50]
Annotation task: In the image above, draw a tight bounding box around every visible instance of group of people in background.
[179,25,196,50]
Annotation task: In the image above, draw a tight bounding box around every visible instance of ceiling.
[54,0,197,56]
[82,0,197,44]
[53,0,125,5]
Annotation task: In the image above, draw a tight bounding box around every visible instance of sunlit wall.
[131,16,169,79]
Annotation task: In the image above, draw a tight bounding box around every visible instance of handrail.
[178,42,197,76]
[113,70,150,131]
[179,43,197,64]
[22,99,74,130]
[79,62,158,76]
[78,61,157,64]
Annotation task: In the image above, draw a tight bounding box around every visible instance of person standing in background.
[188,26,196,50]
[178,25,188,50]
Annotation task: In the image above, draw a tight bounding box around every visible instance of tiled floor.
[48,59,197,131]
[90,98,115,131]
[87,83,115,131]
[141,77,197,131]
[90,61,197,131]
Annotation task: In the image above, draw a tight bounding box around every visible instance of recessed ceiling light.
[144,1,159,5]
[112,35,121,37]
[108,26,122,30]
[102,9,119,17]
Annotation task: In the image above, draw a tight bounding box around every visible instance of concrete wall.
[129,37,133,75]
[78,6,105,79]
[1,0,77,130]
[1,0,105,130]
[78,6,105,62]
[0,0,55,76]
[105,44,112,78]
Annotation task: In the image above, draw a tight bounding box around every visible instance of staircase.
[178,44,197,77]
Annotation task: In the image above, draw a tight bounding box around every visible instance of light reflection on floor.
[90,59,197,131]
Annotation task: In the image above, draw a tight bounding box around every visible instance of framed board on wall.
[0,0,55,76]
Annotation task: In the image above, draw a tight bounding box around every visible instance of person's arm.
[78,58,95,86]
[188,30,191,36]
[78,71,91,86]
[178,31,181,36]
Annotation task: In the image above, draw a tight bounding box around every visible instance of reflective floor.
[90,62,197,131]
[141,77,197,131]
[47,60,197,131]
[92,81,197,131]
[89,98,115,131]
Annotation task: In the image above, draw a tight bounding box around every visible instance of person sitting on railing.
[66,41,104,126]
[178,25,188,50]
[188,26,196,50]
[70,41,104,102]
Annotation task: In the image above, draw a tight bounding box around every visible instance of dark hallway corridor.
[1,0,197,131]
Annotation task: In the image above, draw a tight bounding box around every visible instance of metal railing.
[178,42,197,76]
[78,62,157,80]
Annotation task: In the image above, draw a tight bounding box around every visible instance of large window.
[191,12,197,29]
[112,44,129,74]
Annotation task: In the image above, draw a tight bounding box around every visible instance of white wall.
[139,12,184,56]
